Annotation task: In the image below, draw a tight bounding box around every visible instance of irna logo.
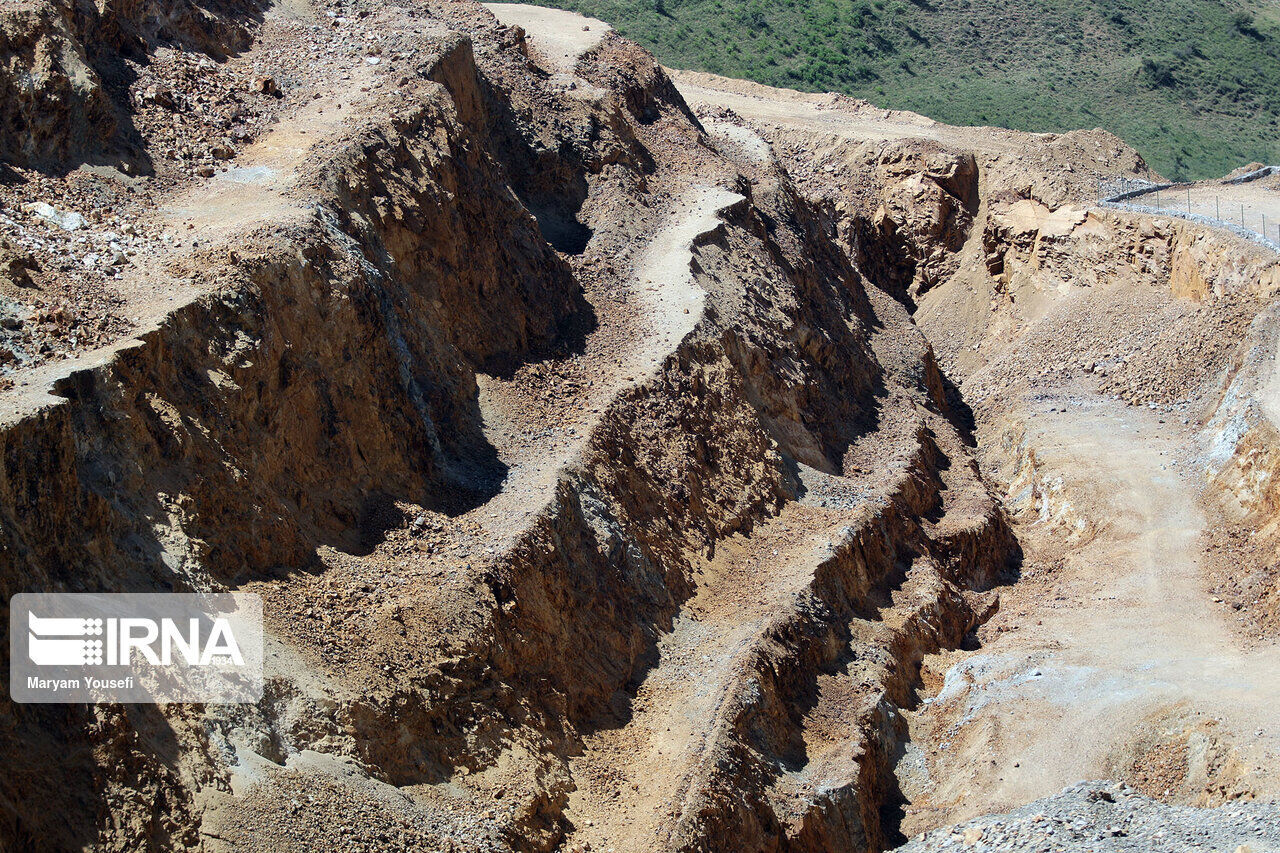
[27,612,245,667]
[10,592,263,704]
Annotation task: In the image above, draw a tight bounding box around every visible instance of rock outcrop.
[0,1,1019,851]
[674,61,1280,847]
[15,0,1280,850]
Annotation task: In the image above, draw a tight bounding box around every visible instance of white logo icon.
[28,614,104,666]
[26,612,244,667]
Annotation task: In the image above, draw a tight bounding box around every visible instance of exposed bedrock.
[0,3,1022,851]
[0,0,268,171]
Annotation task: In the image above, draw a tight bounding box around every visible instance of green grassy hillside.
[512,0,1280,180]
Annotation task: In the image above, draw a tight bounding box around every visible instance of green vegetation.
[514,0,1280,180]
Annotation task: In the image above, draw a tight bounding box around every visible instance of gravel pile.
[897,782,1280,852]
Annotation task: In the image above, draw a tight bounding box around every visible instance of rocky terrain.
[674,60,1280,844]
[898,782,1280,853]
[0,0,1277,851]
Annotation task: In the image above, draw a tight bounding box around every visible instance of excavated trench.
[3,0,1279,851]
[0,11,1021,852]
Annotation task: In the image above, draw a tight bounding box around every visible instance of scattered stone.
[0,239,38,288]
[142,83,177,110]
[895,783,1280,852]
[23,202,85,231]
[255,75,282,97]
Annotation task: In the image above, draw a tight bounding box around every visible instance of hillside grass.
[510,0,1280,180]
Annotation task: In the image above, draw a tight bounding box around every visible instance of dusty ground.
[1186,180,1280,243]
[1110,175,1280,245]
[484,2,610,71]
[898,782,1280,852]
[903,394,1280,832]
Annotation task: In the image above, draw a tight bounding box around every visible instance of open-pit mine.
[0,0,1278,850]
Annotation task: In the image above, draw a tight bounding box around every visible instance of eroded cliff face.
[0,36,585,592]
[11,0,1280,844]
[848,145,979,306]
[0,1,1019,851]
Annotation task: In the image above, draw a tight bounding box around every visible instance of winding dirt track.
[561,501,848,853]
[662,56,1280,834]
[474,186,744,543]
[670,70,1031,158]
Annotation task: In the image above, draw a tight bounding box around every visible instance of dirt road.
[561,501,852,853]
[901,393,1280,832]
[474,186,743,542]
[1186,181,1280,245]
[1111,179,1280,246]
[484,3,610,72]
[671,70,1036,159]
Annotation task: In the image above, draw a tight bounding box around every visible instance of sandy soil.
[563,500,857,853]
[483,3,611,72]
[672,69,1037,158]
[1116,179,1280,245]
[666,53,1280,838]
[902,392,1280,832]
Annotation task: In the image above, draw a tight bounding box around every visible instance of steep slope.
[507,0,1280,180]
[0,1,1019,850]
[673,68,1280,841]
[5,0,1280,850]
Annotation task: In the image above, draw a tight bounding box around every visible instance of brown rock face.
[0,2,118,169]
[0,2,1024,852]
[667,56,1280,848]
[855,145,979,304]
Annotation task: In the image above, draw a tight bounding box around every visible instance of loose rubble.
[897,782,1280,852]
